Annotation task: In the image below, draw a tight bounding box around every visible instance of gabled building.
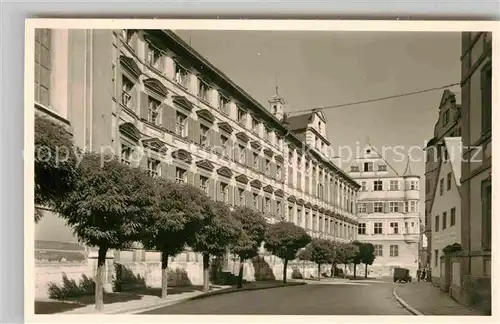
[348,146,420,278]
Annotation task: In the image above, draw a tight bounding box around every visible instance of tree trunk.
[365,264,368,278]
[203,253,210,293]
[237,257,244,289]
[353,264,357,279]
[317,263,321,281]
[95,245,107,312]
[331,262,335,277]
[282,259,288,284]
[344,264,347,278]
[161,252,169,299]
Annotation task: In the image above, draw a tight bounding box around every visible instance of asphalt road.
[141,280,412,315]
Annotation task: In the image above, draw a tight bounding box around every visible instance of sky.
[175,30,462,215]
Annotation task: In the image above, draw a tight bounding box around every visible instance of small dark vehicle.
[393,267,412,283]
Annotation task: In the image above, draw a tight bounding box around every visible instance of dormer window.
[237,108,246,125]
[198,78,211,103]
[252,117,259,133]
[147,43,162,70]
[218,94,230,115]
[378,165,387,171]
[175,63,189,88]
[121,29,134,44]
[364,162,374,172]
[366,149,371,154]
[350,166,360,172]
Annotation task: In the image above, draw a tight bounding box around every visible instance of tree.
[188,201,242,292]
[306,238,335,281]
[351,241,363,279]
[264,221,311,284]
[34,116,79,222]
[329,241,341,277]
[56,153,156,311]
[230,206,267,288]
[337,243,359,278]
[359,243,376,278]
[142,179,209,298]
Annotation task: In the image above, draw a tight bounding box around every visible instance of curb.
[127,282,306,314]
[392,286,424,316]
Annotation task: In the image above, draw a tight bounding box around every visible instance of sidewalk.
[393,282,488,316]
[35,281,304,314]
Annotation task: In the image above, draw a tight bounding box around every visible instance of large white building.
[348,146,420,278]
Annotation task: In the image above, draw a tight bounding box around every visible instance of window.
[389,202,399,213]
[351,166,360,172]
[288,206,294,222]
[265,197,271,213]
[277,165,282,179]
[378,165,387,171]
[200,176,209,194]
[434,249,439,266]
[390,180,399,191]
[267,128,274,144]
[374,202,383,213]
[220,183,228,203]
[297,209,302,225]
[390,245,399,257]
[148,96,161,125]
[120,144,132,165]
[410,180,419,190]
[364,162,374,172]
[121,76,134,107]
[265,159,271,175]
[435,215,440,232]
[450,207,456,227]
[174,63,189,88]
[253,152,259,169]
[442,211,447,230]
[218,94,230,115]
[410,201,417,213]
[318,122,322,132]
[288,152,293,164]
[361,181,367,191]
[146,158,160,177]
[253,193,259,209]
[220,135,229,157]
[374,222,383,234]
[200,124,210,147]
[197,79,211,102]
[358,223,366,235]
[175,168,186,183]
[237,108,246,124]
[297,156,302,166]
[276,201,282,216]
[35,29,51,106]
[481,62,492,134]
[390,222,399,234]
[443,109,450,126]
[374,244,383,256]
[175,112,187,137]
[482,179,491,249]
[374,180,383,191]
[405,221,409,232]
[239,145,246,164]
[357,203,366,213]
[447,173,452,190]
[444,148,449,162]
[238,188,245,206]
[251,117,259,133]
[439,178,444,195]
[147,43,162,69]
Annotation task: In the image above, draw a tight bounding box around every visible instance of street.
[141,280,412,315]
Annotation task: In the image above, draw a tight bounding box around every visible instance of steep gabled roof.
[285,113,313,132]
[444,137,462,187]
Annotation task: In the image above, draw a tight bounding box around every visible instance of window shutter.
[297,173,301,190]
[312,179,317,196]
[161,163,169,180]
[206,178,214,200]
[215,181,221,202]
[228,185,234,205]
[187,171,194,185]
[270,162,277,179]
[233,186,238,206]
[246,191,252,208]
[210,130,217,149]
[399,202,405,213]
[130,32,139,52]
[384,202,390,213]
[162,105,176,132]
[272,200,277,216]
[140,91,149,120]
[246,149,252,167]
[114,67,122,103]
[158,55,165,72]
[168,165,176,182]
[366,202,373,214]
[139,153,147,169]
[288,167,293,186]
[187,118,195,141]
[260,155,265,173]
[227,139,233,160]
[194,121,201,145]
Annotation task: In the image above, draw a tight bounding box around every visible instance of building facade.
[348,147,420,278]
[458,31,492,313]
[34,28,360,262]
[423,90,462,279]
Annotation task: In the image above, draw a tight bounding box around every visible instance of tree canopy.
[34,116,79,221]
[230,206,267,260]
[307,238,335,265]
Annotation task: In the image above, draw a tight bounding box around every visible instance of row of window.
[359,180,419,192]
[119,29,358,210]
[434,207,457,232]
[34,29,52,107]
[357,200,419,214]
[358,221,416,235]
[373,244,399,257]
[351,162,388,173]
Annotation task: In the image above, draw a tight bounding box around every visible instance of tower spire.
[403,155,413,176]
